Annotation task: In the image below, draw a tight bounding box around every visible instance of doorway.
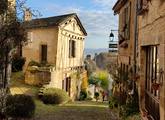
[145,46,160,120]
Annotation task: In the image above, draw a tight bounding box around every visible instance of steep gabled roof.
[24,13,87,36]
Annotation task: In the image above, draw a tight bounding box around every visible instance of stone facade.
[138,0,165,120]
[22,13,87,99]
[113,0,136,71]
[113,0,165,120]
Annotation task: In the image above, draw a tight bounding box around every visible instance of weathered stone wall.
[25,70,51,86]
[138,0,165,119]
[118,0,136,66]
[23,27,59,70]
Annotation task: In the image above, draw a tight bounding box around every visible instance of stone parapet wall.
[25,70,51,86]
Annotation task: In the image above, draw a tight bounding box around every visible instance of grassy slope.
[10,72,39,96]
[10,72,141,120]
[34,100,118,120]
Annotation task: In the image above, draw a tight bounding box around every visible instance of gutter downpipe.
[133,0,138,92]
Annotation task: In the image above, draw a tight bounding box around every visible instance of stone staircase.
[38,86,45,98]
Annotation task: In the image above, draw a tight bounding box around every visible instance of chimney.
[24,9,32,21]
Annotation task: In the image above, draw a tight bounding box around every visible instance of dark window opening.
[41,45,47,63]
[121,2,131,40]
[69,40,76,58]
[63,77,71,96]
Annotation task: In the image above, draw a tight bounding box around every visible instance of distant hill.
[84,48,108,57]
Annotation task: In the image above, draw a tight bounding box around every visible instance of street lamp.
[109,30,118,42]
[108,29,118,52]
[109,32,114,42]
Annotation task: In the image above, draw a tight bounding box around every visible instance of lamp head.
[109,32,114,42]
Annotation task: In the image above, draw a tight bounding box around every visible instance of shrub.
[109,101,114,109]
[79,90,87,100]
[94,92,99,101]
[119,90,139,119]
[109,96,118,109]
[5,94,35,118]
[40,88,69,104]
[28,60,41,67]
[12,56,26,72]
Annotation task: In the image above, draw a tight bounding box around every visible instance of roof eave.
[58,14,87,36]
[113,0,127,15]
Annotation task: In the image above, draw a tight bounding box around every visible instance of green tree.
[0,0,31,118]
[88,71,109,90]
[97,71,109,90]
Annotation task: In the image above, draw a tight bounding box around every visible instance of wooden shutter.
[69,40,72,58]
[72,40,76,57]
[124,7,127,39]
[41,45,47,62]
[127,2,131,40]
[62,80,64,90]
[68,77,71,96]
[66,78,69,92]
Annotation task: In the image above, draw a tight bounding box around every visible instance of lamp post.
[108,30,118,52]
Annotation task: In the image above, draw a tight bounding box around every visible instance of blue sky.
[26,0,118,49]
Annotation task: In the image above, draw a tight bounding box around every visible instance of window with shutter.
[69,40,72,57]
[72,40,76,57]
[122,2,131,40]
[41,45,47,63]
[69,40,76,58]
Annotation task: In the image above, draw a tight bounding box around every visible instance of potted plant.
[132,73,140,81]
[151,83,160,90]
[142,109,148,117]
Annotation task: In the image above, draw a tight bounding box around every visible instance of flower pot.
[142,109,148,117]
[151,83,160,90]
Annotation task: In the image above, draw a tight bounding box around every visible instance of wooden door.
[145,46,160,120]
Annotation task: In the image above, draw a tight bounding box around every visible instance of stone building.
[138,0,165,119]
[113,0,165,120]
[23,12,87,99]
[113,0,136,75]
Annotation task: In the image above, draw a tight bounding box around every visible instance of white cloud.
[34,0,118,48]
[92,0,117,8]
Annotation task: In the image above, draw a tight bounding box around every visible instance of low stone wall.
[25,71,51,86]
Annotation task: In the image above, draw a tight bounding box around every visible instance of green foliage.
[94,92,99,101]
[109,65,140,119]
[88,71,109,90]
[79,90,87,101]
[109,96,118,109]
[28,60,41,67]
[12,56,26,72]
[0,0,8,15]
[28,60,55,68]
[5,94,35,118]
[97,71,109,89]
[40,88,69,104]
[119,89,139,119]
[88,75,99,85]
